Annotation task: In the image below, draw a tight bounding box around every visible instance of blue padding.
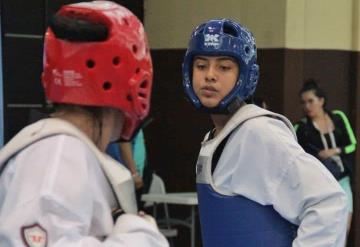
[197,183,297,247]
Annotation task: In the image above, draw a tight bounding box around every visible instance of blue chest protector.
[196,106,298,247]
[197,183,297,247]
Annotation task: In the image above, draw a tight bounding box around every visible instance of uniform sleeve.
[106,214,168,247]
[0,135,168,247]
[333,110,357,154]
[229,117,347,246]
[273,153,347,246]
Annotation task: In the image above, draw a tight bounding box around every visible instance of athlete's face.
[301,90,325,118]
[192,56,239,108]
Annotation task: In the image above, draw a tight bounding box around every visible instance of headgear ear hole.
[103,81,112,90]
[123,18,129,26]
[140,80,148,89]
[112,56,120,65]
[132,45,138,54]
[86,59,95,68]
[127,94,133,101]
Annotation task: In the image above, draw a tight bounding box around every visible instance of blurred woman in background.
[295,79,357,235]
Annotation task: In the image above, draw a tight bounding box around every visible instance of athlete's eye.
[219,65,231,71]
[194,63,207,70]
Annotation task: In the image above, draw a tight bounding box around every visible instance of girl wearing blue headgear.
[183,19,347,247]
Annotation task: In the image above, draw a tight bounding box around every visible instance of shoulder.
[241,115,294,138]
[227,115,303,201]
[26,134,94,157]
[331,109,350,124]
[16,134,98,174]
[6,135,99,212]
[234,116,300,155]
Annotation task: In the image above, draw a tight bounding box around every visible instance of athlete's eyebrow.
[193,56,208,61]
[216,57,236,62]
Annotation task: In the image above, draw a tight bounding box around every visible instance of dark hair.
[49,14,108,42]
[300,78,327,106]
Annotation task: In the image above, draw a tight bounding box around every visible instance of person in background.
[182,18,347,246]
[294,79,356,236]
[119,128,153,209]
[0,1,168,246]
[106,141,124,163]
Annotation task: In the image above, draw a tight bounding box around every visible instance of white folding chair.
[144,174,178,239]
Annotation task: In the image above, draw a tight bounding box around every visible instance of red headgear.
[42,1,153,140]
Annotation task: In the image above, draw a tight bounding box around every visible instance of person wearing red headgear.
[0,1,168,246]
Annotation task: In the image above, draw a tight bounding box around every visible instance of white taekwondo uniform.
[0,118,168,247]
[196,104,347,247]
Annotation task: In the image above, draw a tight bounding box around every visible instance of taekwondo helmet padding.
[42,1,153,140]
[182,19,259,113]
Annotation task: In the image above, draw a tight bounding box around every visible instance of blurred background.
[1,0,360,246]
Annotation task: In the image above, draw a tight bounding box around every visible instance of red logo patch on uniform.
[21,223,48,247]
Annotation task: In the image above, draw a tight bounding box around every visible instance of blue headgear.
[182,19,259,114]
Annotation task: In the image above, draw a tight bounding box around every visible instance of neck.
[52,107,110,152]
[210,102,246,137]
[312,109,326,122]
[211,114,231,135]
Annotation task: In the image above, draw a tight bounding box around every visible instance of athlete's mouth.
[202,86,217,92]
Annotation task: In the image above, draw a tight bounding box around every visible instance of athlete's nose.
[205,65,217,83]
